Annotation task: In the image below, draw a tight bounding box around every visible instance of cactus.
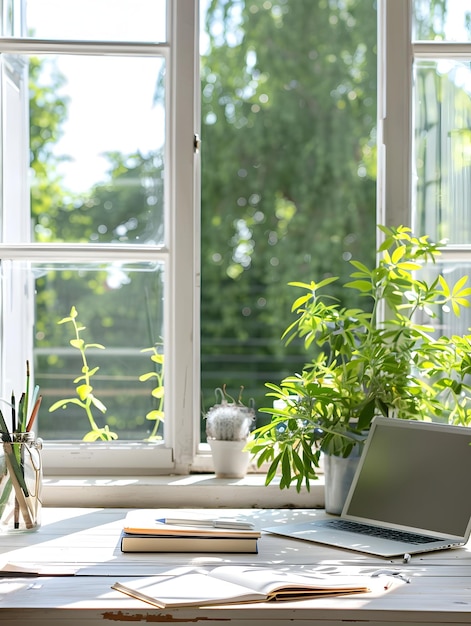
[205,386,255,441]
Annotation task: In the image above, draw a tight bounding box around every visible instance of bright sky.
[26,0,470,193]
[27,0,166,194]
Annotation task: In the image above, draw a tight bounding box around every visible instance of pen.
[157,517,255,530]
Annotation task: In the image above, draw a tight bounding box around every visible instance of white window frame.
[1,0,461,498]
[0,0,201,476]
[377,0,412,229]
[379,0,471,245]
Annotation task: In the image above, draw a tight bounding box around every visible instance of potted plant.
[246,225,471,512]
[205,385,255,478]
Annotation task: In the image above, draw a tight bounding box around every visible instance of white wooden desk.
[0,507,470,625]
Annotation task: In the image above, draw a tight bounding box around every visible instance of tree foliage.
[31,0,378,438]
[200,0,377,416]
[29,59,164,440]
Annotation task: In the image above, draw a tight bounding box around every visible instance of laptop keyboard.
[320,519,440,544]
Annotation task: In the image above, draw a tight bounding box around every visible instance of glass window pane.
[413,59,471,243]
[33,261,164,441]
[200,1,377,434]
[25,0,167,43]
[413,1,471,42]
[29,54,165,245]
[3,0,20,36]
[418,261,471,338]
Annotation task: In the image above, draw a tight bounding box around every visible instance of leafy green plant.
[49,306,118,442]
[246,225,471,491]
[139,343,164,441]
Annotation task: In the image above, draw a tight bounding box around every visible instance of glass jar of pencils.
[0,432,43,532]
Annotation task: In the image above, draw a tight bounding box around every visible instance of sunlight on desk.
[0,508,470,625]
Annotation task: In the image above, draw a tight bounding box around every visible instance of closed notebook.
[112,565,375,608]
[120,531,259,553]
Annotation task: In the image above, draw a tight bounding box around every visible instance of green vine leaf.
[49,307,112,441]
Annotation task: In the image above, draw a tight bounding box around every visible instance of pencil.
[4,449,33,529]
[17,393,25,433]
[26,396,42,433]
[11,391,16,433]
[22,360,30,431]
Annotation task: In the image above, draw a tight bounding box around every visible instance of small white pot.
[208,439,250,478]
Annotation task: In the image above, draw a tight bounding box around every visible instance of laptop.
[264,416,471,557]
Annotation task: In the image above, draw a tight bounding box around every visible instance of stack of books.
[120,511,261,553]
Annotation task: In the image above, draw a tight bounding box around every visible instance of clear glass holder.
[0,432,43,532]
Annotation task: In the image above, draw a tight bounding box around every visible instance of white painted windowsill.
[42,473,325,509]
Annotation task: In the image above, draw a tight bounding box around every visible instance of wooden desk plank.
[0,508,469,625]
[1,575,471,626]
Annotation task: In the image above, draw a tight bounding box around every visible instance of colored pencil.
[26,396,42,433]
[11,391,16,433]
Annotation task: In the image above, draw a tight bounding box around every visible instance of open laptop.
[264,416,471,557]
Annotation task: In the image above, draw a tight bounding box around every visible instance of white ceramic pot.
[208,439,250,478]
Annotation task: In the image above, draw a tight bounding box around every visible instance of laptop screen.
[343,417,471,537]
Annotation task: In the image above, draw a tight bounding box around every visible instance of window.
[0,0,199,474]
[379,0,471,339]
[200,0,471,461]
[199,0,378,439]
[412,1,471,339]
[1,0,469,485]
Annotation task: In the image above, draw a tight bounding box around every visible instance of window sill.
[42,473,325,509]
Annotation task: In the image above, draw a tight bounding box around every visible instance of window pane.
[33,261,164,441]
[29,54,165,245]
[413,1,471,42]
[413,59,471,243]
[24,0,167,42]
[200,0,377,433]
[419,261,471,338]
[3,0,20,36]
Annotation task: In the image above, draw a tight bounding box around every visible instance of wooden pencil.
[26,396,42,433]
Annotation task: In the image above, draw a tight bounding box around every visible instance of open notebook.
[111,565,397,608]
[265,416,471,557]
